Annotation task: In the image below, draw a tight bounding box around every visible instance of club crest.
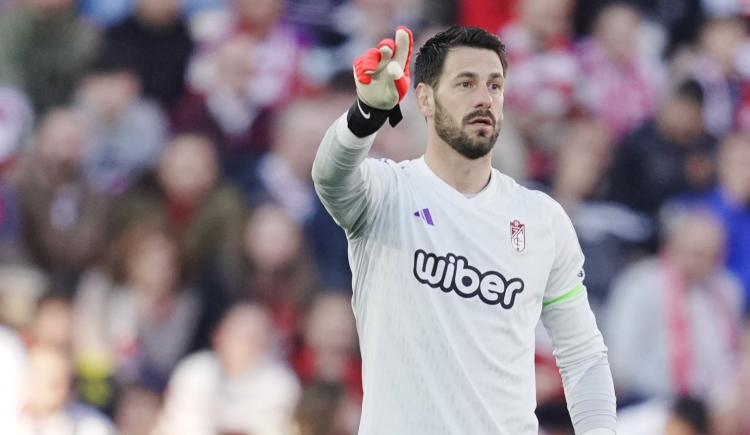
[510,219,525,252]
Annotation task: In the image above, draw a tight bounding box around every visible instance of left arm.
[540,195,617,435]
[541,289,616,435]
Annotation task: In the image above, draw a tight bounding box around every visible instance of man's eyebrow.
[452,71,478,80]
[452,71,505,81]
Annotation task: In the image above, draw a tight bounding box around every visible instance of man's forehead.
[442,47,504,78]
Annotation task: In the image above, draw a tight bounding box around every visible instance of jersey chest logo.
[412,249,525,309]
[510,219,526,252]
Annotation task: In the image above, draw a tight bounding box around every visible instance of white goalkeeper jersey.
[312,115,615,435]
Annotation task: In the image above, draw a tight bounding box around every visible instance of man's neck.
[424,138,492,195]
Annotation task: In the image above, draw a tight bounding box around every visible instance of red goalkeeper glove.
[347,26,414,137]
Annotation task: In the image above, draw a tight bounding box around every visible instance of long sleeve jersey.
[312,114,616,435]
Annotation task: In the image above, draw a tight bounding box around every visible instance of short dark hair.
[414,26,508,89]
[674,78,704,106]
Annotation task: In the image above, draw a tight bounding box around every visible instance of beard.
[434,97,501,160]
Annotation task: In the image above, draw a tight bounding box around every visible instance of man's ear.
[415,83,435,118]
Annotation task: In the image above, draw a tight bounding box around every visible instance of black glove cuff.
[347,99,404,138]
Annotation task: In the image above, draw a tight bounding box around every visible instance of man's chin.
[468,136,496,153]
[454,142,493,160]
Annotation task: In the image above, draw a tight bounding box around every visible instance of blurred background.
[0,0,748,434]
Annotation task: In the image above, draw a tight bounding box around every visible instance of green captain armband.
[543,283,585,308]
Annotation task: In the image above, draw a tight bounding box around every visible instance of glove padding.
[353,26,414,110]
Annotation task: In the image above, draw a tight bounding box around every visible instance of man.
[0,0,100,114]
[312,26,616,434]
[696,133,750,311]
[605,209,741,403]
[611,79,715,220]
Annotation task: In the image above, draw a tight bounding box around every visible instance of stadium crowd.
[0,0,749,433]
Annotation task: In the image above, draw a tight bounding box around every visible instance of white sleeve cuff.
[334,113,377,149]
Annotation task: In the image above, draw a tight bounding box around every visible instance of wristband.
[346,98,404,138]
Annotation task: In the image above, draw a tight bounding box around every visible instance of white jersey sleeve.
[311,113,396,239]
[542,197,585,304]
[539,196,617,434]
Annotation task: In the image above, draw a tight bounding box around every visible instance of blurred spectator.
[576,2,665,139]
[115,133,246,283]
[244,97,351,288]
[293,380,360,435]
[681,17,750,137]
[500,0,581,180]
[113,383,162,435]
[459,0,515,31]
[0,0,100,114]
[17,345,115,435]
[551,118,651,307]
[0,86,33,262]
[211,205,318,352]
[617,396,709,435]
[0,326,26,433]
[76,54,168,196]
[552,118,614,209]
[690,133,750,310]
[73,222,201,401]
[611,79,717,220]
[293,293,361,398]
[633,0,706,56]
[153,302,300,435]
[0,264,49,331]
[115,133,246,352]
[12,108,111,289]
[28,292,73,351]
[172,34,274,179]
[189,0,306,107]
[605,210,743,403]
[249,98,340,221]
[103,0,195,111]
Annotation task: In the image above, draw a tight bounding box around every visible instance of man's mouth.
[468,116,494,126]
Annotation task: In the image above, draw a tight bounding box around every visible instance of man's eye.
[489,83,501,90]
[460,81,471,88]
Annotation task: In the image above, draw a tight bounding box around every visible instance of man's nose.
[473,85,493,109]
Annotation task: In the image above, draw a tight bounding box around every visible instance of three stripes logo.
[413,208,434,226]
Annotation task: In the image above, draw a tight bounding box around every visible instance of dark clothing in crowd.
[104,15,194,110]
[171,92,274,182]
[612,121,716,218]
[0,8,99,113]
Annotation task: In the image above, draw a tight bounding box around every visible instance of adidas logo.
[413,208,434,226]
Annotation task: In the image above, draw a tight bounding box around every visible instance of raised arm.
[312,27,413,237]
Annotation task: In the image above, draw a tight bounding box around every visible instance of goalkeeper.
[312,25,617,435]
